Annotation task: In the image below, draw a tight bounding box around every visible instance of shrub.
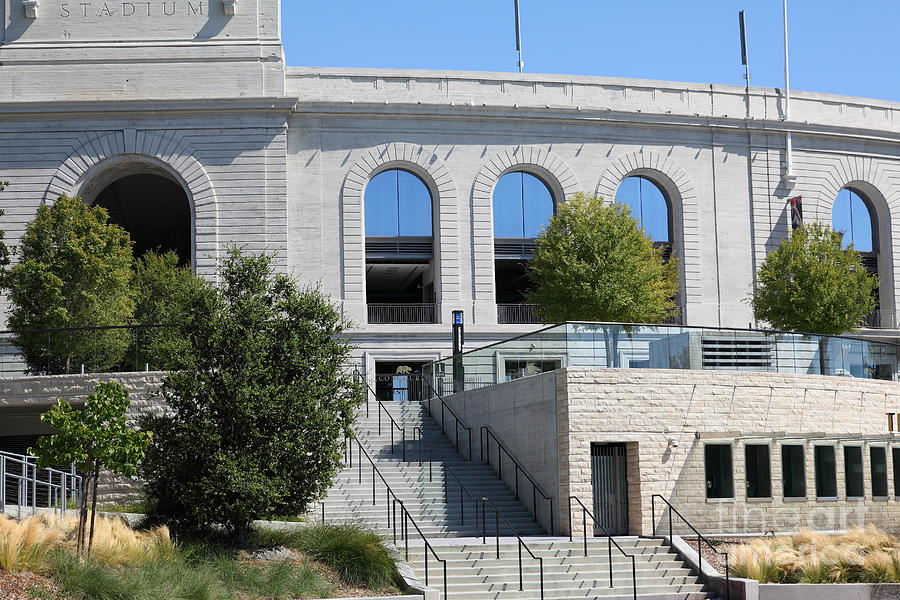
[141,249,364,541]
[257,523,398,590]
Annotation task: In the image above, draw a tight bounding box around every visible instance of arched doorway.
[93,173,192,265]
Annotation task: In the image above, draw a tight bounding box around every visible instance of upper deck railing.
[423,322,900,395]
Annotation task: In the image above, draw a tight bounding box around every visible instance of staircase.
[318,400,709,599]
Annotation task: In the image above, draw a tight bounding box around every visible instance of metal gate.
[591,443,629,535]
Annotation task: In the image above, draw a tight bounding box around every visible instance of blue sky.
[282,1,899,103]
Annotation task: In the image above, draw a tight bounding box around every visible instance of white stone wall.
[560,368,900,536]
[286,67,900,348]
[0,371,166,502]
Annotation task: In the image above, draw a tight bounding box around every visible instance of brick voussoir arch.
[340,142,461,310]
[44,129,219,273]
[471,145,582,303]
[596,150,700,312]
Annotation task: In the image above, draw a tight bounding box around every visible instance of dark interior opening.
[495,260,531,304]
[94,174,191,265]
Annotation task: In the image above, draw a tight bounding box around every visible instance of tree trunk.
[76,480,88,555]
[602,326,621,368]
[87,470,99,556]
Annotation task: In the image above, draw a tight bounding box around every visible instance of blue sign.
[453,310,464,325]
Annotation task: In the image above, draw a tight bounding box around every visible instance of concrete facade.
[439,367,900,536]
[0,2,899,370]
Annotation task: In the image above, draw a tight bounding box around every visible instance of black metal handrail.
[477,494,545,600]
[356,371,407,461]
[412,426,478,525]
[416,373,473,462]
[567,496,637,600]
[651,494,730,600]
[346,436,447,598]
[481,426,555,535]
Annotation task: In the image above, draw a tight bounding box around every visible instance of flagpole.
[783,0,796,187]
[514,0,524,73]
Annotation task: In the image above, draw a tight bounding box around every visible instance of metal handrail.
[651,494,730,600]
[416,373,473,462]
[481,426,555,535]
[477,494,545,600]
[567,496,637,600]
[356,372,408,462]
[0,450,82,518]
[411,427,478,526]
[346,437,447,598]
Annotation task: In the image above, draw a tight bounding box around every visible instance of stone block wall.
[560,368,900,536]
[0,372,167,503]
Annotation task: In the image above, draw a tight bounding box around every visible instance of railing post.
[481,498,486,545]
[725,552,731,600]
[371,463,376,505]
[632,556,637,600]
[518,541,523,591]
[401,428,406,462]
[651,495,656,536]
[582,508,588,557]
[567,497,572,542]
[468,427,472,462]
[608,533,614,588]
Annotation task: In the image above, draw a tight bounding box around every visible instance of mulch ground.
[0,570,67,600]
[683,537,745,574]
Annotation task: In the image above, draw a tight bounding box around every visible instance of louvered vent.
[495,239,537,259]
[701,337,773,370]
[366,237,433,258]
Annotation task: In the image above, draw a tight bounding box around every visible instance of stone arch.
[596,150,701,317]
[471,146,581,306]
[340,142,460,322]
[44,130,218,274]
[811,156,899,320]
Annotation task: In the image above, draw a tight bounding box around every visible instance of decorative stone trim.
[596,150,701,315]
[803,154,899,320]
[470,146,581,306]
[23,0,38,18]
[44,130,219,276]
[340,142,460,321]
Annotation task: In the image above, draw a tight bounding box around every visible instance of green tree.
[141,248,364,541]
[527,192,679,321]
[751,222,877,334]
[129,250,206,371]
[31,381,152,555]
[5,195,135,374]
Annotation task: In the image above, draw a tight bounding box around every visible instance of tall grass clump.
[259,523,398,590]
[731,526,900,584]
[0,513,173,572]
[0,515,64,572]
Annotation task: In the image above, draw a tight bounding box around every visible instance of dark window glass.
[832,188,874,252]
[894,448,900,498]
[365,169,433,237]
[782,445,806,498]
[844,446,865,498]
[493,172,554,239]
[705,444,734,499]
[615,176,671,243]
[745,444,771,498]
[814,446,837,498]
[871,447,888,497]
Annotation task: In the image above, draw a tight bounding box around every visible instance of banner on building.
[788,196,803,230]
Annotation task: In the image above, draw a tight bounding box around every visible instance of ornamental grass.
[731,525,900,583]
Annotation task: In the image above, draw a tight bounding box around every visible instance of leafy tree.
[527,193,679,324]
[141,248,364,541]
[31,381,152,555]
[751,222,877,334]
[4,195,135,374]
[128,250,206,371]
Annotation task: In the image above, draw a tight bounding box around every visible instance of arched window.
[832,187,875,252]
[364,169,436,324]
[615,176,671,243]
[493,171,555,324]
[365,169,432,237]
[493,172,554,239]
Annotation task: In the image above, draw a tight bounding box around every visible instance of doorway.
[591,443,629,535]
[374,361,428,402]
